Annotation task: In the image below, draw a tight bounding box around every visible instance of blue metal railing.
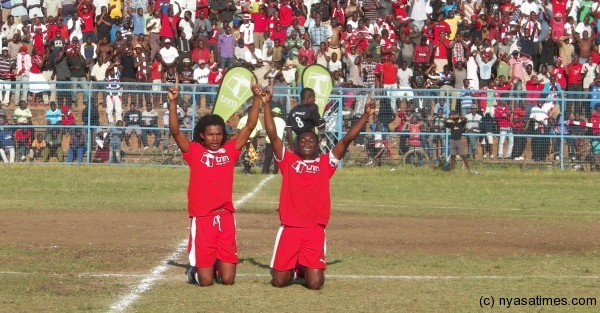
[0,81,598,170]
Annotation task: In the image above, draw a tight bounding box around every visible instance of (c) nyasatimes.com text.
[480,295,597,308]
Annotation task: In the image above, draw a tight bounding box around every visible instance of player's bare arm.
[331,93,376,160]
[168,85,190,153]
[285,127,294,150]
[262,89,284,160]
[234,84,263,150]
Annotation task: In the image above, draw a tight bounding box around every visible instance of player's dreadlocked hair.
[192,114,228,146]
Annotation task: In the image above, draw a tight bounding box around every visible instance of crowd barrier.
[0,81,598,171]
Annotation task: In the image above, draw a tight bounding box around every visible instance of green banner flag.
[302,64,333,116]
[212,67,257,121]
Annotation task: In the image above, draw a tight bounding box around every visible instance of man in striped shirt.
[0,47,14,107]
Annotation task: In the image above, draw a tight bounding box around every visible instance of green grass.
[1,165,599,313]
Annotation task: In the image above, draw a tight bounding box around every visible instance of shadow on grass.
[240,258,342,269]
[167,258,343,273]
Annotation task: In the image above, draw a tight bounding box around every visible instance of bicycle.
[345,138,401,167]
[140,138,186,165]
[550,139,599,171]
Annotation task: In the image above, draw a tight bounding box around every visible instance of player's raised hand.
[261,88,273,105]
[364,91,376,116]
[251,83,263,96]
[168,85,179,102]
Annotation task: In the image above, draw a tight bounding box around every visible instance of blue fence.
[0,81,598,171]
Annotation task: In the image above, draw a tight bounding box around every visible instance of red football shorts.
[188,210,238,268]
[270,225,327,271]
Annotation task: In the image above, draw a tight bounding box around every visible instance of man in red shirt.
[566,55,584,115]
[511,102,528,160]
[279,0,293,27]
[432,31,453,72]
[525,75,544,114]
[298,40,315,64]
[381,56,399,96]
[79,4,96,42]
[590,104,600,135]
[252,6,268,49]
[431,13,451,41]
[494,101,513,159]
[191,40,211,65]
[168,83,262,287]
[270,22,287,46]
[413,37,431,68]
[379,29,396,61]
[263,88,376,290]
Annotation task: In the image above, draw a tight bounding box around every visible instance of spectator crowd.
[1,0,600,164]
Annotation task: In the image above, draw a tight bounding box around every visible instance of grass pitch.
[1,165,599,312]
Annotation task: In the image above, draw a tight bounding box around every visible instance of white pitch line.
[106,175,275,313]
[2,271,599,281]
[107,240,188,313]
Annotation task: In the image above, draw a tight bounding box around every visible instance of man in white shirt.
[67,13,84,43]
[91,57,110,105]
[520,0,538,16]
[44,0,63,18]
[464,105,482,158]
[261,31,274,62]
[93,0,108,16]
[15,46,30,104]
[397,60,414,108]
[178,10,194,41]
[240,14,254,45]
[244,43,264,68]
[193,60,211,109]
[159,38,179,67]
[1,15,22,39]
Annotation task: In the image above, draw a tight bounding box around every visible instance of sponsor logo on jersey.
[200,150,231,167]
[291,160,320,174]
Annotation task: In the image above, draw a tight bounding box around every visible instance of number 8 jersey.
[285,104,325,136]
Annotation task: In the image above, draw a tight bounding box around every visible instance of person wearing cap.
[159,37,179,67]
[240,13,254,46]
[193,59,211,109]
[134,43,151,106]
[78,3,96,42]
[179,58,194,102]
[0,47,14,107]
[14,45,30,106]
[546,9,565,40]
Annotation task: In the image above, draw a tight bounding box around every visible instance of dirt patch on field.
[1,210,599,271]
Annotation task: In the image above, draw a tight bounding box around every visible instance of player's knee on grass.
[271,270,291,288]
[218,262,236,285]
[304,269,324,290]
[197,267,215,287]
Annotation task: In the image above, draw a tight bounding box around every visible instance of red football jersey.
[183,140,242,217]
[276,151,338,227]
